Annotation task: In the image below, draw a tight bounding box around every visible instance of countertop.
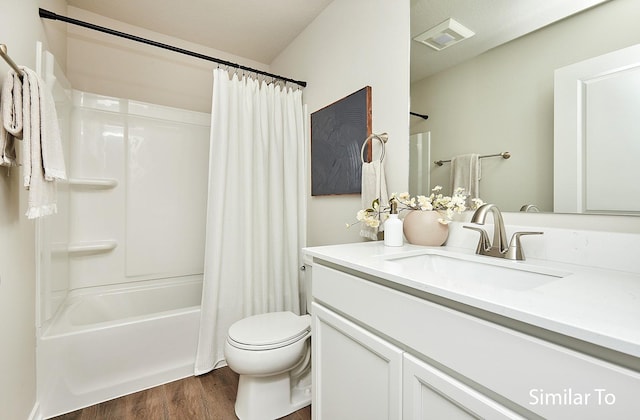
[303,241,640,361]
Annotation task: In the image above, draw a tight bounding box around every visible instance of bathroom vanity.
[303,224,640,419]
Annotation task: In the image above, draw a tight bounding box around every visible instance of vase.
[402,210,449,246]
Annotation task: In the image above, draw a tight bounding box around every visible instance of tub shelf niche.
[68,178,118,189]
[67,239,117,256]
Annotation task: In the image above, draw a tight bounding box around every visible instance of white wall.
[272,0,411,246]
[411,0,640,212]
[0,1,67,418]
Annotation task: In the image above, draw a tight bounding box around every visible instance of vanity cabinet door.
[403,354,524,420]
[312,302,403,420]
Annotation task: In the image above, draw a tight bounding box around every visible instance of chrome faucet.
[464,204,543,260]
[519,204,540,212]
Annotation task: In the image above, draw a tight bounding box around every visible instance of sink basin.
[383,250,572,291]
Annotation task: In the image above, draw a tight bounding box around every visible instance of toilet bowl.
[224,311,312,420]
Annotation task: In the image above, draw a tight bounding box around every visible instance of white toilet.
[224,266,313,420]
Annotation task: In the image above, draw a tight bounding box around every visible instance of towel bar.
[0,44,23,77]
[360,132,388,163]
[434,151,510,167]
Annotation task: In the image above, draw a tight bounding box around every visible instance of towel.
[450,153,480,203]
[17,67,67,218]
[360,158,389,240]
[0,69,23,167]
[0,120,17,167]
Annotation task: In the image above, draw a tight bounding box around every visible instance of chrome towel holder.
[360,132,389,163]
[0,44,24,77]
[434,151,510,167]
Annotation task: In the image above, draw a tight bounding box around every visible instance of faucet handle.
[505,231,543,261]
[463,226,491,254]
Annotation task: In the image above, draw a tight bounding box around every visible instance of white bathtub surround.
[195,69,306,375]
[65,91,210,291]
[36,91,211,417]
[38,276,202,418]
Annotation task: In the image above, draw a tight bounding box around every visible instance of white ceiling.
[65,0,334,64]
[65,0,610,81]
[410,0,610,82]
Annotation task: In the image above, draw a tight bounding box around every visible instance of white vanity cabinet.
[403,354,523,419]
[312,303,403,420]
[311,262,640,420]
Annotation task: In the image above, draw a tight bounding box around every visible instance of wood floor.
[51,367,311,420]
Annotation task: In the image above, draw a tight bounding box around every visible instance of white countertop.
[303,241,640,360]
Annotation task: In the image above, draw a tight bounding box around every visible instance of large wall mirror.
[554,43,640,215]
[409,0,640,214]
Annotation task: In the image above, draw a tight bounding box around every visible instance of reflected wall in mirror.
[554,43,640,215]
[410,0,640,213]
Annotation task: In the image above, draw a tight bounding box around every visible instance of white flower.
[347,185,481,230]
[416,195,433,211]
[445,208,454,220]
[398,192,411,202]
[364,217,380,228]
[471,198,484,209]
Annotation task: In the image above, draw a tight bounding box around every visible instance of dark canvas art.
[311,86,372,196]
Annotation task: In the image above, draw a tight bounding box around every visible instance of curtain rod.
[410,112,429,120]
[38,8,307,88]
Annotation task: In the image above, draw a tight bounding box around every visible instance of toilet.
[224,266,313,420]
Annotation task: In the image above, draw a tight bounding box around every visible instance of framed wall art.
[311,86,372,196]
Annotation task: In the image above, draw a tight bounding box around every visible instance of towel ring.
[360,132,388,163]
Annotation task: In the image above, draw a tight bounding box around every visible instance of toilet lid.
[228,311,311,350]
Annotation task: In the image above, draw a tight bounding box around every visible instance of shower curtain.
[195,69,306,374]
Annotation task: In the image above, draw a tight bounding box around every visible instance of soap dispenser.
[384,199,403,247]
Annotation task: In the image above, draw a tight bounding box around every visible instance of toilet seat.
[227,311,311,351]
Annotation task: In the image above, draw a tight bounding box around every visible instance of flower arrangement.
[347,186,483,229]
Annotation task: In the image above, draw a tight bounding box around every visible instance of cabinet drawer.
[313,263,640,419]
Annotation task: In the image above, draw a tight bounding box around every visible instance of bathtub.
[37,276,202,419]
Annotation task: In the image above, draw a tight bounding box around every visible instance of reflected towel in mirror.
[450,153,480,202]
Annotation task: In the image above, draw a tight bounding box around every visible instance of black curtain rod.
[39,8,307,88]
[410,112,429,120]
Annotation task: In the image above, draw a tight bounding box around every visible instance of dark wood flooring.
[50,366,311,420]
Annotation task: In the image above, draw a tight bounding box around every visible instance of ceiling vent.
[413,18,475,51]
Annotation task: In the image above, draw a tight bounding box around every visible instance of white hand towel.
[0,122,17,167]
[450,153,481,202]
[19,67,67,218]
[360,159,389,240]
[0,69,23,167]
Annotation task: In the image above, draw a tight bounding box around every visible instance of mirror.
[554,43,640,215]
[409,0,639,213]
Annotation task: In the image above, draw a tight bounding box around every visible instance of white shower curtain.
[194,69,306,374]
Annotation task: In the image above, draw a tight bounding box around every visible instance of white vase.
[402,210,449,246]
